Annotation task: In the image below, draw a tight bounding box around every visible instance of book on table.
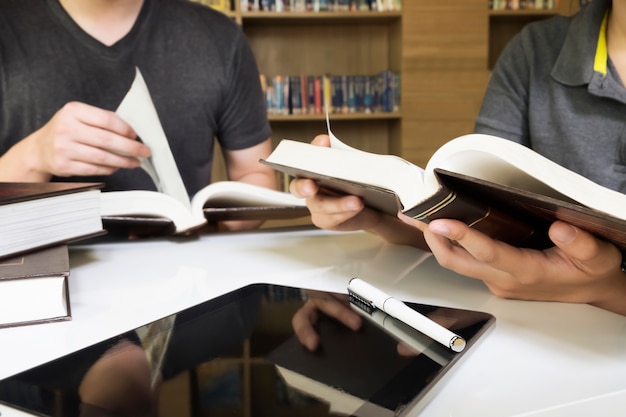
[0,181,104,260]
[261,123,626,252]
[100,67,308,236]
[0,245,71,328]
[100,180,310,235]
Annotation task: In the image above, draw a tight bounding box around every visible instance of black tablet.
[0,283,494,417]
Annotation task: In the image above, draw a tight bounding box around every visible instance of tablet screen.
[0,283,494,417]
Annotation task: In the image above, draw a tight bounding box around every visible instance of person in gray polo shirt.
[290,0,626,317]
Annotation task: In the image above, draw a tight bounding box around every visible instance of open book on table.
[99,68,308,235]
[261,123,626,252]
[100,180,309,235]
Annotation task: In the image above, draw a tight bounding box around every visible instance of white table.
[1,227,626,416]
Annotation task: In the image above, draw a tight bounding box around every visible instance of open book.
[100,180,308,234]
[262,125,626,251]
[100,68,307,235]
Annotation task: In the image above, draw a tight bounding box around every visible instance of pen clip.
[347,289,376,315]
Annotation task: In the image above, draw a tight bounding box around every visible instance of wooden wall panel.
[401,1,489,166]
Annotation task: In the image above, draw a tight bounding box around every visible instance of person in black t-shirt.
[0,0,276,231]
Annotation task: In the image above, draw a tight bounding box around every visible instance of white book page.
[266,140,427,210]
[425,133,626,219]
[322,111,426,209]
[189,181,306,215]
[116,68,191,211]
[100,191,203,233]
[0,277,67,324]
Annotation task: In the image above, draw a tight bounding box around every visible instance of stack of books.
[0,182,104,328]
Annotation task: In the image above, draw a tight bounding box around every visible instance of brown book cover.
[428,169,626,252]
[0,181,102,205]
[202,205,310,222]
[0,245,71,328]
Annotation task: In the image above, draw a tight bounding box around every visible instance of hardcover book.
[0,182,104,260]
[261,122,626,252]
[0,245,71,328]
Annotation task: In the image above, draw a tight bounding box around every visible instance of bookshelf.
[488,0,580,69]
[194,1,403,184]
[243,7,403,157]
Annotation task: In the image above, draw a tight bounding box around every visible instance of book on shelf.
[0,245,72,328]
[262,71,399,116]
[241,0,400,12]
[0,182,104,260]
[106,68,308,236]
[261,119,626,252]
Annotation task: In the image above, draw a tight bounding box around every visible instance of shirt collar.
[551,0,611,86]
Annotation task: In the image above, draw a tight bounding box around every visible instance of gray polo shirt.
[475,0,626,193]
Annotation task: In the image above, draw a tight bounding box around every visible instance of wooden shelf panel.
[488,9,559,16]
[241,11,401,23]
[246,23,399,76]
[268,112,401,122]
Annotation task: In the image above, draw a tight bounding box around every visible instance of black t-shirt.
[0,0,271,196]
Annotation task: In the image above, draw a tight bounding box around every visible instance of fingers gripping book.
[100,68,308,235]
[261,117,626,252]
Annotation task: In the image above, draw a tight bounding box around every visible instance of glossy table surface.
[1,227,625,416]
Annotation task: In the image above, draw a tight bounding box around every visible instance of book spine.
[290,75,302,115]
[323,74,332,113]
[274,75,284,114]
[313,76,322,115]
[363,75,372,113]
[341,75,349,114]
[283,75,291,115]
[299,74,308,115]
[354,74,365,113]
[347,75,356,113]
[331,74,342,114]
[403,181,546,249]
[382,70,393,112]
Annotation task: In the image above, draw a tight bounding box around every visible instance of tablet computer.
[0,283,494,417]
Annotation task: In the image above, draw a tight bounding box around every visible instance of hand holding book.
[264,120,626,316]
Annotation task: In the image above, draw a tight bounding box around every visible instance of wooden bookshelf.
[241,10,403,157]
[194,1,403,183]
[488,1,580,69]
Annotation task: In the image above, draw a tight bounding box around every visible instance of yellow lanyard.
[593,10,609,76]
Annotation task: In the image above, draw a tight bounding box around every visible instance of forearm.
[588,270,626,316]
[222,150,279,231]
[0,135,50,182]
[230,169,278,191]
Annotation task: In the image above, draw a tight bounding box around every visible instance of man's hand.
[289,135,428,248]
[401,214,626,315]
[1,102,151,181]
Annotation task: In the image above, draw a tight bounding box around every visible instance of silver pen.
[348,277,466,353]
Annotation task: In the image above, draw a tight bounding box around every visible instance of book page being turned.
[116,68,191,211]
